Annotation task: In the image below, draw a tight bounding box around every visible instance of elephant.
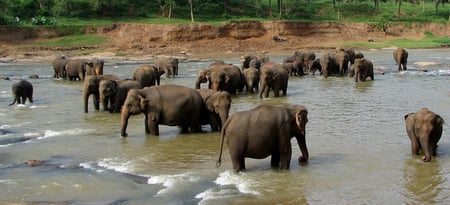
[292,50,316,72]
[335,50,350,76]
[99,79,142,113]
[65,59,94,81]
[196,89,232,132]
[353,58,374,82]
[9,80,33,106]
[195,64,245,94]
[121,84,206,137]
[85,58,104,76]
[240,53,268,70]
[393,48,408,71]
[282,59,304,76]
[83,74,121,113]
[51,55,68,79]
[243,67,260,93]
[320,53,339,78]
[216,104,309,172]
[131,65,165,88]
[155,56,179,78]
[404,108,444,162]
[308,58,322,75]
[259,63,289,99]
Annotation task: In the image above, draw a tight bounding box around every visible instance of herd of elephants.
[7,47,445,172]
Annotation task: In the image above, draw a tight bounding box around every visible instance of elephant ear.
[272,70,279,80]
[435,115,445,126]
[295,109,308,130]
[139,95,149,110]
[404,113,414,121]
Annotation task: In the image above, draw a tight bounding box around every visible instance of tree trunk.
[190,0,195,22]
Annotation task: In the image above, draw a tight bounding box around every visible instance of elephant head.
[320,53,338,78]
[121,88,149,137]
[354,58,374,82]
[83,75,101,113]
[99,79,118,112]
[259,66,279,99]
[195,69,210,89]
[335,51,349,76]
[209,71,229,91]
[93,58,104,76]
[205,91,231,128]
[288,105,309,163]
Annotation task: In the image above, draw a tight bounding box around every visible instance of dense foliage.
[0,0,448,25]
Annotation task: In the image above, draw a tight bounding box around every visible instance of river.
[0,48,449,205]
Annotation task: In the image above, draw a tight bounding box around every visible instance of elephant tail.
[216,127,226,168]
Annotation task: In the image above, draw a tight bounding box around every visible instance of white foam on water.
[97,157,135,174]
[196,170,260,204]
[35,128,94,140]
[80,161,105,173]
[0,179,16,184]
[24,132,41,137]
[147,173,202,195]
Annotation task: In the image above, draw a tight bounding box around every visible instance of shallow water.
[0,48,450,204]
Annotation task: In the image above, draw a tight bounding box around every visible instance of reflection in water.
[401,158,448,204]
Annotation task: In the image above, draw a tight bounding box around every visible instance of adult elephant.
[197,89,232,132]
[243,67,260,93]
[51,55,68,79]
[195,64,244,94]
[155,56,179,78]
[282,59,304,76]
[216,104,309,172]
[83,74,121,113]
[99,79,142,113]
[65,59,94,81]
[85,58,104,76]
[259,63,289,99]
[131,65,165,88]
[393,48,408,71]
[121,84,205,137]
[405,108,444,162]
[354,58,374,82]
[320,53,338,78]
[309,58,322,75]
[292,50,316,72]
[9,80,33,106]
[335,50,350,76]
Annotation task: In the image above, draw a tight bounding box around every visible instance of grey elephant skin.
[243,67,260,93]
[335,50,350,76]
[131,65,165,88]
[393,48,408,71]
[197,89,231,132]
[83,74,121,113]
[320,53,339,78]
[65,59,94,81]
[85,58,104,76]
[353,58,374,82]
[155,57,179,78]
[121,84,206,137]
[195,64,244,94]
[217,104,309,172]
[51,55,68,79]
[9,80,33,106]
[259,62,289,99]
[405,108,444,162]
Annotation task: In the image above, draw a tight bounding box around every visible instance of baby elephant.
[405,108,444,162]
[9,80,33,106]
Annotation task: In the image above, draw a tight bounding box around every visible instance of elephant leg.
[144,115,150,133]
[147,117,159,136]
[230,153,245,172]
[271,151,280,168]
[180,125,189,133]
[279,143,292,169]
[93,94,100,110]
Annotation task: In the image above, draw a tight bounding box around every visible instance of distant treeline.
[0,0,448,25]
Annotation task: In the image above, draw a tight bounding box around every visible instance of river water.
[0,48,449,204]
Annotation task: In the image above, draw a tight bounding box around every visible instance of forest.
[0,0,449,25]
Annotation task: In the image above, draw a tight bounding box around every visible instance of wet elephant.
[131,65,165,88]
[354,58,374,82]
[155,56,179,78]
[112,80,141,113]
[217,104,309,172]
[195,64,244,94]
[9,80,33,106]
[259,63,289,99]
[51,55,68,79]
[65,59,94,81]
[292,50,316,72]
[335,50,350,76]
[320,53,338,78]
[243,67,260,93]
[85,58,104,76]
[393,48,408,71]
[83,74,121,113]
[197,89,231,132]
[240,53,268,70]
[405,108,444,162]
[121,84,205,137]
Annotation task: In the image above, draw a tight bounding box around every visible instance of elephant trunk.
[296,135,309,163]
[216,127,226,168]
[120,108,130,137]
[218,110,229,129]
[83,89,89,113]
[195,77,203,89]
[259,81,267,99]
[8,97,17,106]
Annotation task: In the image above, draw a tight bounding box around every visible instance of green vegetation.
[35,34,110,47]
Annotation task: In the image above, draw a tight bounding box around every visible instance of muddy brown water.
[0,49,450,204]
